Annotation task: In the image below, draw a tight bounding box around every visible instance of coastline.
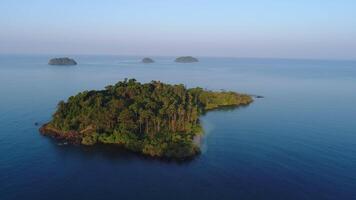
[40,124,201,160]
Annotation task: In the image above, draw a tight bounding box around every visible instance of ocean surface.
[0,55,355,200]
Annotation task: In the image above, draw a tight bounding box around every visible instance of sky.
[0,0,355,59]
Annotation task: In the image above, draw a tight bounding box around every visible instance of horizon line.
[0,52,355,62]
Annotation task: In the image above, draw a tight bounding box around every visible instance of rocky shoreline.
[39,124,82,144]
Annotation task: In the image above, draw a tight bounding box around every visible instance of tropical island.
[48,57,77,65]
[175,56,199,63]
[142,57,155,63]
[40,79,252,159]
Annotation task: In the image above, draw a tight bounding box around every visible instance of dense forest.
[40,79,253,159]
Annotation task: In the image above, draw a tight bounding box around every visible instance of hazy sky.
[1,0,355,59]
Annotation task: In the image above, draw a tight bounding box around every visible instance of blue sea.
[0,55,355,200]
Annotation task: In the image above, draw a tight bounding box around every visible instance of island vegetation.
[48,57,77,65]
[40,79,252,159]
[142,57,155,63]
[175,56,199,63]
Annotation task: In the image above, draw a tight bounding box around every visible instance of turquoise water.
[0,55,355,199]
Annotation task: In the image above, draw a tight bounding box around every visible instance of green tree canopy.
[40,79,253,159]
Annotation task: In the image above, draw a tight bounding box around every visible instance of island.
[48,57,77,65]
[40,79,252,159]
[175,56,199,63]
[142,57,155,63]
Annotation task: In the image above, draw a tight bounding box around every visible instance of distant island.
[175,56,199,63]
[40,79,252,159]
[142,57,155,63]
[48,57,77,65]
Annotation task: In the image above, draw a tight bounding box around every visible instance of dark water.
[0,55,355,200]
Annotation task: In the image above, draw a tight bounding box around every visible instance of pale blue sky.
[1,0,355,59]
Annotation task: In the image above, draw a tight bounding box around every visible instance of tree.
[41,79,253,159]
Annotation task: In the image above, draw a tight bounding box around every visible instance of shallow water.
[0,55,355,199]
